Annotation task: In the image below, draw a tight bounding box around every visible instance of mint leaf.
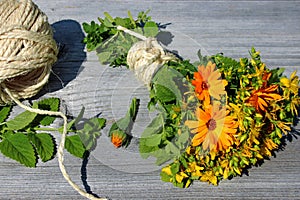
[0,133,36,167]
[33,97,60,126]
[139,137,160,158]
[78,118,106,151]
[0,106,11,123]
[28,133,55,162]
[6,110,37,131]
[152,66,183,104]
[65,135,86,158]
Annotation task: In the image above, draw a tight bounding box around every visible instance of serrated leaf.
[33,97,60,126]
[0,106,11,123]
[0,133,36,167]
[78,117,106,151]
[139,138,159,158]
[154,84,177,103]
[6,110,37,131]
[28,133,55,162]
[65,135,86,158]
[152,67,183,104]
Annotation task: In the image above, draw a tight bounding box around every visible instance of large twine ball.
[0,0,58,105]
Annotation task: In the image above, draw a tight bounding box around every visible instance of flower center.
[207,119,217,131]
[202,82,208,90]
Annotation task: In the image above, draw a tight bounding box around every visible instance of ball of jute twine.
[117,26,178,86]
[1,1,107,200]
[0,0,58,104]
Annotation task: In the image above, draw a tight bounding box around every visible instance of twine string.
[0,0,106,199]
[117,25,178,86]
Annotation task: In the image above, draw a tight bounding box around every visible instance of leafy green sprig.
[83,10,159,67]
[0,98,106,167]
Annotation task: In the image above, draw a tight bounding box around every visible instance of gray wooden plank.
[0,0,299,199]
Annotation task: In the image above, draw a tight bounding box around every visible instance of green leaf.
[28,133,55,162]
[0,106,11,123]
[178,129,189,144]
[154,84,177,103]
[104,12,115,23]
[140,113,164,138]
[152,66,183,104]
[33,97,60,126]
[82,22,91,33]
[139,138,159,158]
[143,134,162,147]
[161,170,172,182]
[103,17,114,27]
[78,118,106,151]
[97,51,113,64]
[65,135,86,158]
[0,133,36,167]
[6,110,37,131]
[127,11,136,27]
[143,21,159,37]
[165,142,180,156]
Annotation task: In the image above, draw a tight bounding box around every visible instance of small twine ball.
[0,0,58,105]
[127,37,176,86]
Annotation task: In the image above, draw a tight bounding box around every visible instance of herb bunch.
[83,10,159,67]
[0,98,106,167]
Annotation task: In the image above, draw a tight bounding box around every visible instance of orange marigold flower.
[247,84,282,113]
[110,130,127,148]
[185,104,238,152]
[192,61,227,104]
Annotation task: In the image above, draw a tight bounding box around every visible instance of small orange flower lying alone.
[185,104,238,152]
[110,130,128,148]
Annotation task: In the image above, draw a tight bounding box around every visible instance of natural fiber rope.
[1,0,107,199]
[0,0,57,104]
[117,26,177,86]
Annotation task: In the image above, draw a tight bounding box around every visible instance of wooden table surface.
[0,0,300,199]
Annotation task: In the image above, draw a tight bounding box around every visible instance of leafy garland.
[83,10,300,188]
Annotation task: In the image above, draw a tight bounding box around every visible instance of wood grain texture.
[0,0,299,199]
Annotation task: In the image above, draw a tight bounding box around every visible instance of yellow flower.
[161,166,172,176]
[290,96,300,116]
[277,122,291,135]
[186,162,204,177]
[280,71,299,95]
[185,104,238,152]
[200,170,218,185]
[192,61,227,104]
[175,172,188,183]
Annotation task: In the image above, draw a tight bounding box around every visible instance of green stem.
[33,127,59,132]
